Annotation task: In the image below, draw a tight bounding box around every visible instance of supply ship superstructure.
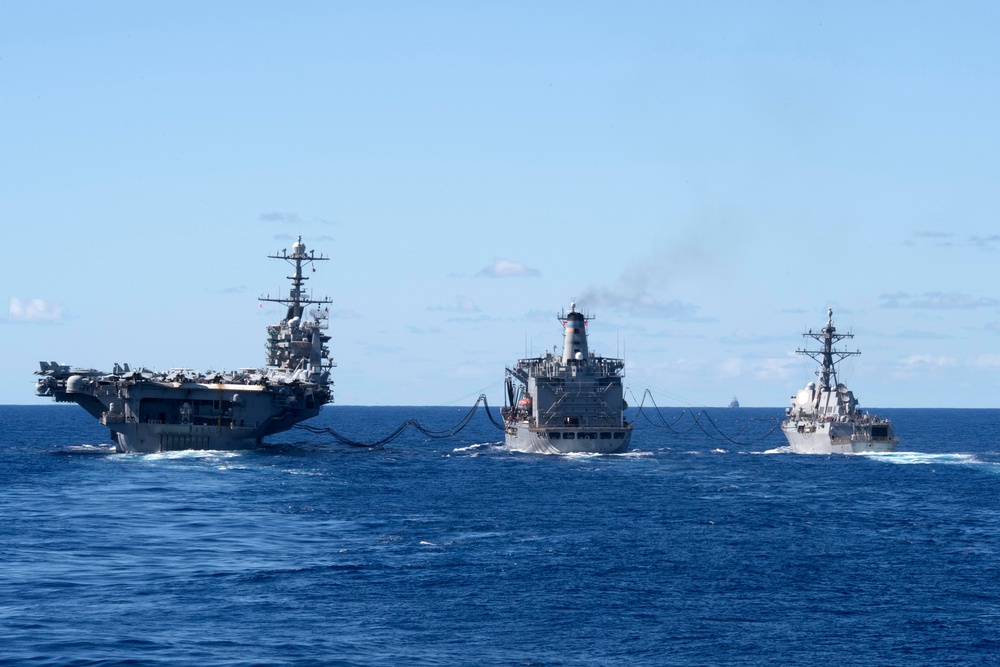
[782,308,898,454]
[502,303,631,454]
[35,237,334,453]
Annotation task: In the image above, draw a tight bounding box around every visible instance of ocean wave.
[53,443,117,455]
[861,451,984,466]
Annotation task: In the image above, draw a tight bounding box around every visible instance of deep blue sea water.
[2,404,999,666]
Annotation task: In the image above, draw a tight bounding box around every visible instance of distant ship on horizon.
[35,236,335,453]
[729,396,740,408]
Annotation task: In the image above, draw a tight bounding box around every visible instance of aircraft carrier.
[35,236,334,453]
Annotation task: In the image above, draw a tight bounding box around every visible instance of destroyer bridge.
[35,236,335,453]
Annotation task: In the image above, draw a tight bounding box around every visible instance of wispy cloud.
[261,211,303,225]
[476,259,540,278]
[429,295,481,313]
[7,297,66,323]
[967,354,1000,369]
[893,329,952,340]
[969,235,1000,251]
[879,291,1000,309]
[907,231,1000,251]
[913,231,955,241]
[261,212,337,228]
[718,329,788,345]
[879,291,911,308]
[207,285,247,294]
[898,354,958,369]
[716,355,796,381]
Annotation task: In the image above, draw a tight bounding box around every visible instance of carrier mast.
[259,235,332,320]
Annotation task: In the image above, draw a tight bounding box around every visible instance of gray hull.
[781,421,898,454]
[106,405,321,453]
[111,423,263,454]
[505,422,631,455]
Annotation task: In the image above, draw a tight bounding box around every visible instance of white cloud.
[717,358,742,376]
[752,357,797,380]
[429,295,481,313]
[8,297,66,323]
[880,291,999,309]
[476,259,540,278]
[260,211,303,225]
[716,356,795,380]
[967,354,1000,370]
[899,354,958,369]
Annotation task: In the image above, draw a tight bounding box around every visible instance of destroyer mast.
[796,307,859,407]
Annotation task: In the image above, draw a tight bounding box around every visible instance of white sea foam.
[559,449,652,459]
[62,443,117,454]
[619,450,654,458]
[452,442,499,453]
[141,450,245,465]
[861,451,982,466]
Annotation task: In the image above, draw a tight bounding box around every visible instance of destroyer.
[782,308,898,454]
[502,303,631,454]
[35,236,334,453]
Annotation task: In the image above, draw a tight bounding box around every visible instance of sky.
[3,1,1000,408]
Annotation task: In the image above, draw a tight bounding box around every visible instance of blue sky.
[3,1,999,408]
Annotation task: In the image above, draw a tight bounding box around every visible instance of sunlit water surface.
[2,406,999,666]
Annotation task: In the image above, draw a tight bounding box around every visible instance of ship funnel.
[561,302,589,364]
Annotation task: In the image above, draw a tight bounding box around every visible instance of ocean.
[1,404,998,666]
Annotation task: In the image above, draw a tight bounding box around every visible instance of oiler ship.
[35,237,334,453]
[782,308,898,454]
[502,303,632,454]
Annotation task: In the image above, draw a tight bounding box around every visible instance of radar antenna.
[795,308,860,393]
[258,235,332,320]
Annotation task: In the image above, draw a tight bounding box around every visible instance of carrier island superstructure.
[35,237,334,453]
[502,303,632,454]
[782,308,898,454]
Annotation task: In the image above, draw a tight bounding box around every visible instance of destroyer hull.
[781,422,898,454]
[505,422,631,454]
